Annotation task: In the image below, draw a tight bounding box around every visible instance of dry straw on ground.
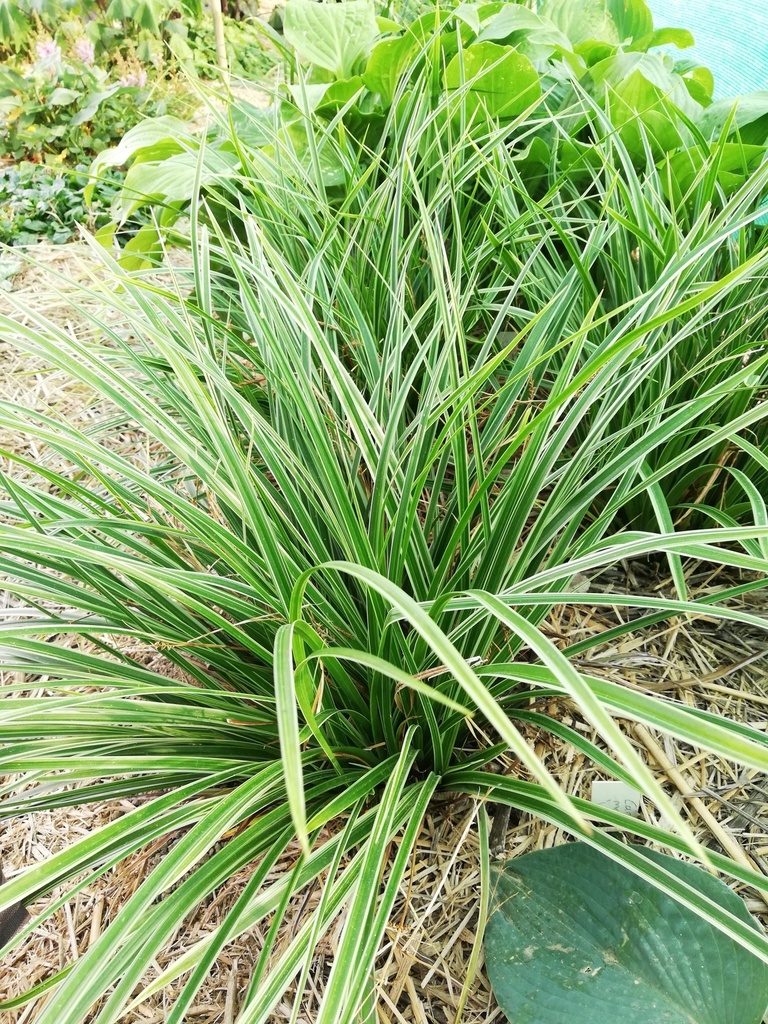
[1,245,767,1022]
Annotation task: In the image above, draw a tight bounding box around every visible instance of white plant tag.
[591,780,642,817]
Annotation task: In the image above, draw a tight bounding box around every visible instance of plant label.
[591,780,642,817]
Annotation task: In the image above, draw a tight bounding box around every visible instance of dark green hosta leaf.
[444,42,541,122]
[511,135,550,191]
[485,843,768,1024]
[283,0,378,80]
[699,92,768,146]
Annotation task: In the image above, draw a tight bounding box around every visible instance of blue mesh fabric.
[646,0,768,99]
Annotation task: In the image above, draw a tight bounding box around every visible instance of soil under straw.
[1,244,767,1022]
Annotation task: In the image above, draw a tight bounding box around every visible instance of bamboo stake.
[207,0,230,86]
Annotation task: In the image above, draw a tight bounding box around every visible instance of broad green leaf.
[682,65,715,105]
[486,843,768,1024]
[278,121,347,187]
[634,26,695,51]
[115,149,238,221]
[93,222,117,249]
[699,91,768,145]
[47,88,80,106]
[70,89,119,127]
[662,143,766,203]
[453,2,481,36]
[607,0,653,41]
[444,42,541,121]
[362,35,418,106]
[88,115,189,203]
[118,225,161,272]
[590,50,701,117]
[539,0,619,45]
[374,15,401,34]
[315,76,365,112]
[542,0,653,44]
[589,51,701,157]
[478,3,573,61]
[283,0,379,79]
[404,8,453,44]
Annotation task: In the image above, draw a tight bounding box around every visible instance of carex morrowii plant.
[2,59,768,1024]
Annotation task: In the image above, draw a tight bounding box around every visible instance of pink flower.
[74,38,95,66]
[36,38,60,61]
[35,38,62,78]
[119,68,148,88]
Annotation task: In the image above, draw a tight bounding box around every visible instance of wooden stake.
[208,0,230,86]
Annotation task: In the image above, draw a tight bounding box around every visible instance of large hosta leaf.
[662,142,766,203]
[444,42,541,121]
[115,149,239,221]
[699,92,768,146]
[363,35,419,106]
[539,0,619,45]
[540,0,653,44]
[485,843,768,1024]
[283,0,379,80]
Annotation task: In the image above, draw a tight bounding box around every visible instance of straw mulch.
[1,245,767,1023]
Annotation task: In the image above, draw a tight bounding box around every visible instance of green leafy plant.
[169,14,278,79]
[0,0,60,55]
[486,843,768,1024]
[0,163,148,246]
[2,47,768,1022]
[0,0,191,61]
[0,0,274,75]
[97,0,768,238]
[0,56,169,163]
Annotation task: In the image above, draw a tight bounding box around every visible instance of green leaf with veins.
[283,0,379,80]
[444,42,541,121]
[486,843,768,1024]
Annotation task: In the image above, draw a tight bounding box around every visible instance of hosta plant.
[94,0,768,239]
[2,42,768,1024]
[486,843,768,1023]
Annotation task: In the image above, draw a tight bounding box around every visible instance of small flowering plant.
[34,37,63,75]
[73,37,96,67]
[0,51,166,163]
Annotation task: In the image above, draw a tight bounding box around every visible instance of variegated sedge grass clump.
[2,75,768,1023]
